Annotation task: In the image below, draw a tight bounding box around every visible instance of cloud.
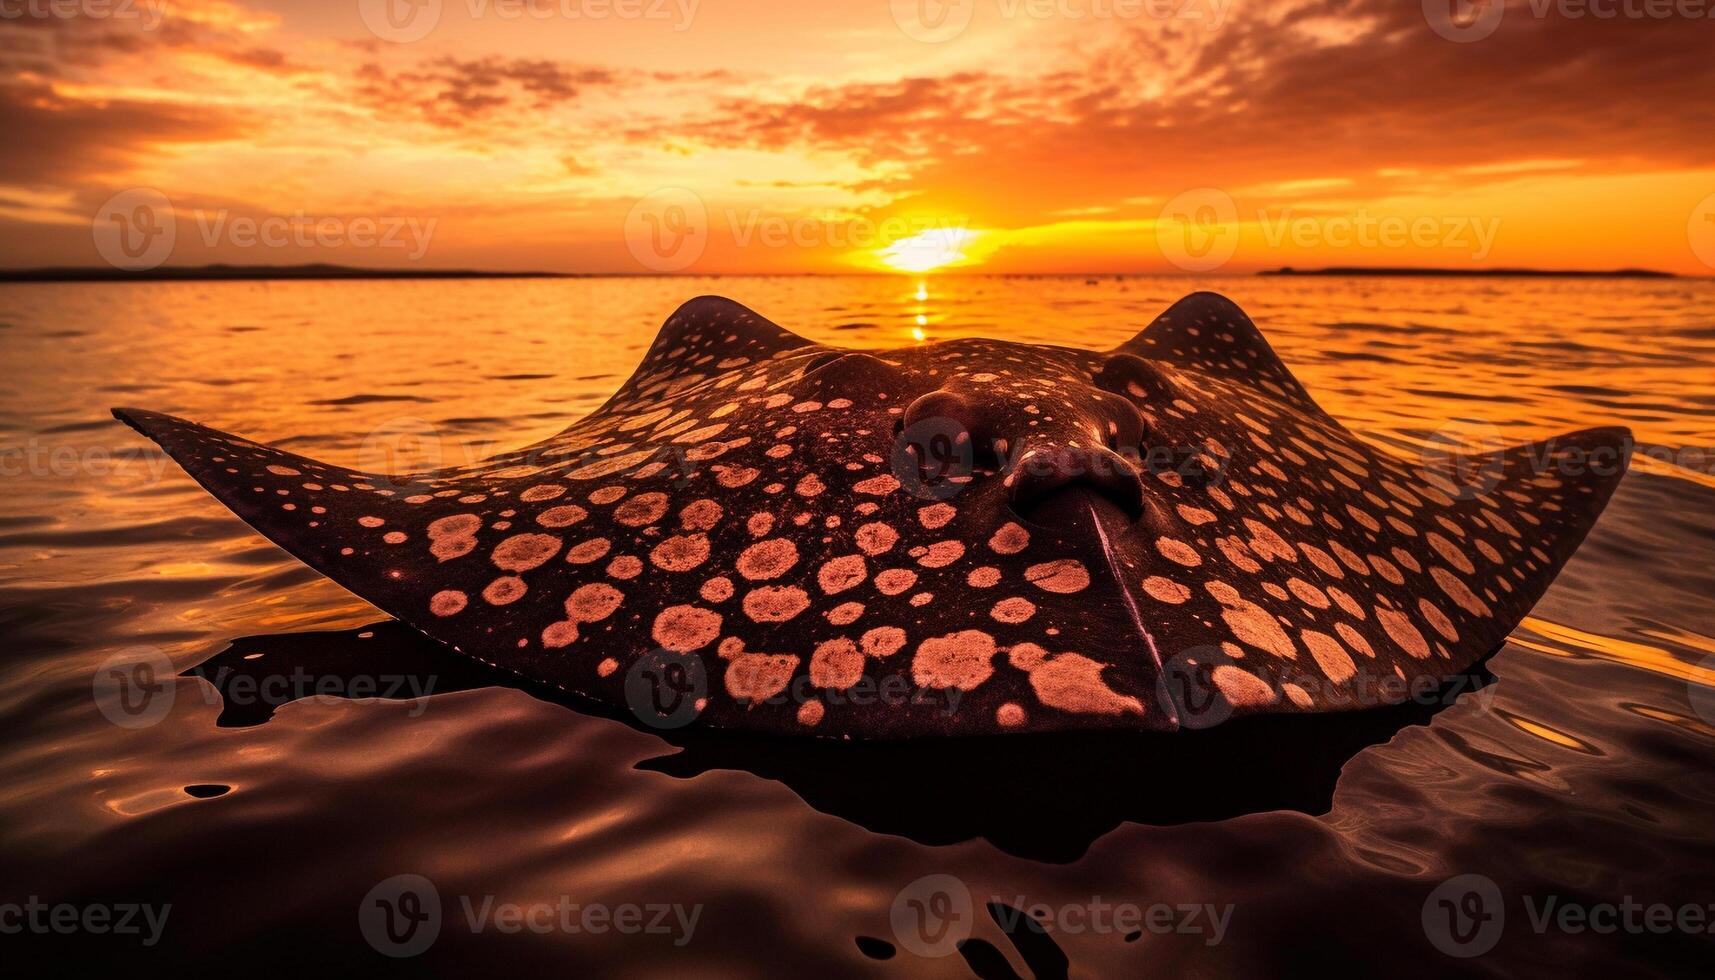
[671,1,1715,223]
[1,0,1712,272]
[0,82,254,189]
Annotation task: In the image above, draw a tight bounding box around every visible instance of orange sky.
[2,0,1712,275]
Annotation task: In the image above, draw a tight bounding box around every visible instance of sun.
[875,227,981,273]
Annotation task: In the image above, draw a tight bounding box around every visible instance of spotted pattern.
[113,292,1629,737]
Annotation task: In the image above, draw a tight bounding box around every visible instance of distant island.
[1258,266,1676,279]
[0,264,574,283]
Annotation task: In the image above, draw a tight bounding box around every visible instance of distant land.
[0,264,573,283]
[0,263,1691,283]
[1259,266,1677,278]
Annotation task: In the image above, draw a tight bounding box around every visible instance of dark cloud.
[673,2,1715,221]
[0,81,253,188]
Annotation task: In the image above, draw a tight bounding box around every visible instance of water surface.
[2,275,1713,975]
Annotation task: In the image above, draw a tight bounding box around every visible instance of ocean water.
[1,275,1713,975]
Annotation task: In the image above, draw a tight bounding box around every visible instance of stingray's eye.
[1095,352,1174,404]
[801,350,896,385]
[800,350,845,374]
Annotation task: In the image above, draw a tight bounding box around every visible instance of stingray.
[113,292,1629,737]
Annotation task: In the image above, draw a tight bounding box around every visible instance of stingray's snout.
[1005,443,1145,525]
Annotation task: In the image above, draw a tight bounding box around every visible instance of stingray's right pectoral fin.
[1419,424,1631,627]
[111,407,445,617]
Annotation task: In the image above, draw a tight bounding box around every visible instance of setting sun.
[874,228,982,274]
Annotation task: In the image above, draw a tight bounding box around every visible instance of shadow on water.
[189,620,1493,864]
